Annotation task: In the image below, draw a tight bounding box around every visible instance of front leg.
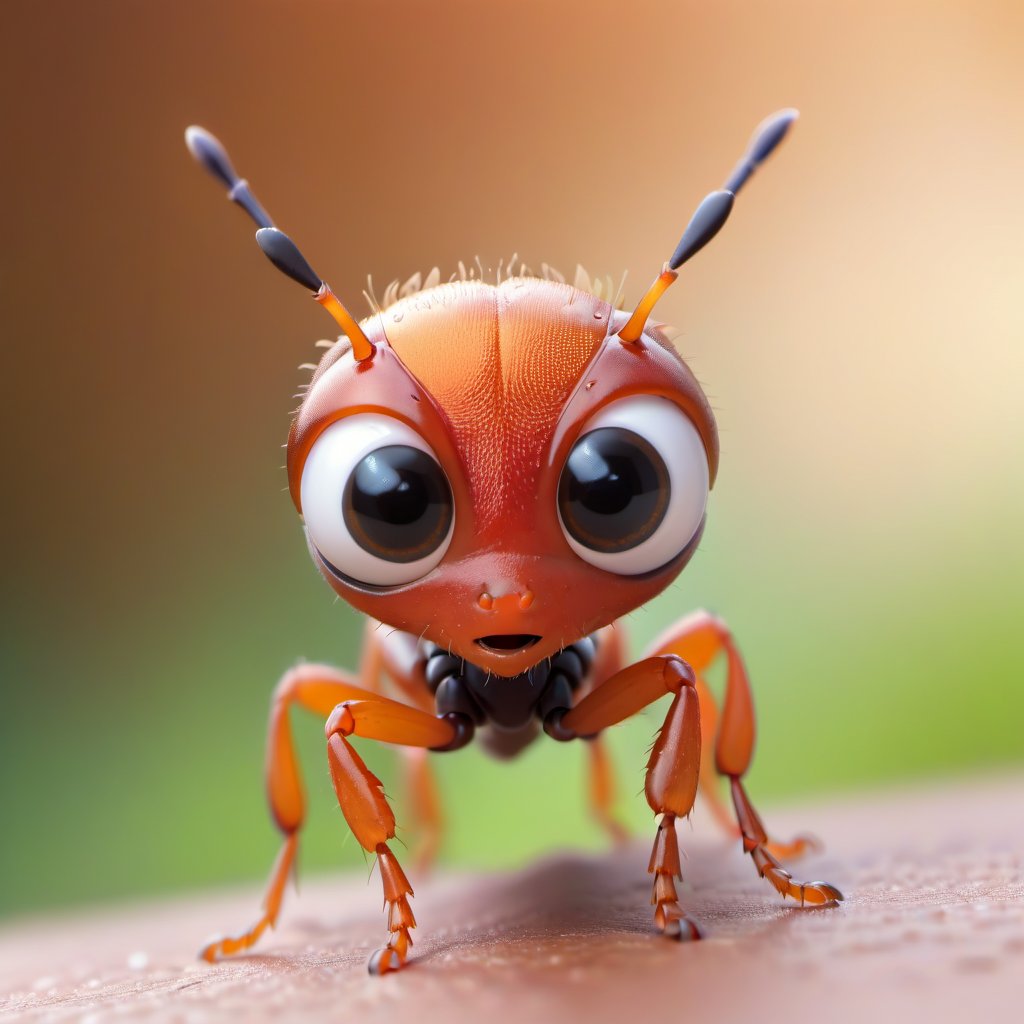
[646,610,843,907]
[547,655,704,939]
[199,658,385,963]
[324,697,469,974]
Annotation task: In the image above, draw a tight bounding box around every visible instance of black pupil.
[558,427,669,553]
[344,445,453,563]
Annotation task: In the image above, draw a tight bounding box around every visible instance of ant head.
[186,111,797,677]
[285,275,716,677]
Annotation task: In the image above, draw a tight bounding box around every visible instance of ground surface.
[2,775,1022,1023]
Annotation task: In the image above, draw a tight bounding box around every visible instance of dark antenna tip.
[620,109,797,343]
[256,227,323,293]
[668,189,735,270]
[185,125,274,228]
[748,108,799,164]
[724,107,799,194]
[184,126,239,189]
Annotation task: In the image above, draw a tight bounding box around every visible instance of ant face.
[287,279,718,677]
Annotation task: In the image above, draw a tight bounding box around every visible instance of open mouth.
[474,634,542,655]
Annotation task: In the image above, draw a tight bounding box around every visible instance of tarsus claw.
[368,945,404,975]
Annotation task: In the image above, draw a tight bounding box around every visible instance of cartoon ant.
[185,109,843,975]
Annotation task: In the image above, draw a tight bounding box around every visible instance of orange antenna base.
[317,285,375,362]
[618,268,678,344]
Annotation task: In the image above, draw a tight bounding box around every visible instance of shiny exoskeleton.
[423,634,597,753]
[185,109,844,975]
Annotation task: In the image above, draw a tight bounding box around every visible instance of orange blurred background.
[2,0,1022,916]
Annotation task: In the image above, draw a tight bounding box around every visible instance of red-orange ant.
[185,109,843,975]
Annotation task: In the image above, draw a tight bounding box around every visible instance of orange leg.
[199,659,386,963]
[324,697,458,973]
[645,611,842,906]
[401,747,444,874]
[693,673,736,834]
[582,625,630,845]
[555,655,704,938]
[694,675,818,860]
[585,737,629,845]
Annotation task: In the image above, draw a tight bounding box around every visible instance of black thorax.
[423,635,598,751]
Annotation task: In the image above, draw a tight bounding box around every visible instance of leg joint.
[543,707,577,742]
[543,707,601,742]
[662,654,697,694]
[429,711,475,752]
[324,701,356,738]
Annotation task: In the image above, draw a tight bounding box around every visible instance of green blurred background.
[2,0,1022,919]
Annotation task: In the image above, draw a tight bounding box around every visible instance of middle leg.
[581,624,630,845]
[693,673,819,861]
[549,654,704,938]
[401,747,444,874]
[585,737,629,845]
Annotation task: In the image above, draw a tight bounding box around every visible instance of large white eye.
[300,415,455,587]
[557,396,709,575]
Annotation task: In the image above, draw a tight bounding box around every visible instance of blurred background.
[2,0,1022,919]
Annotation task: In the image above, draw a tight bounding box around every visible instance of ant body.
[185,109,842,975]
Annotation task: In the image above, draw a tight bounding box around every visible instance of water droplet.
[127,951,149,970]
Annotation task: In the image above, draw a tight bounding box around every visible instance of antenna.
[184,126,375,362]
[617,109,798,345]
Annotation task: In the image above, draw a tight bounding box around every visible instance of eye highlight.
[301,415,455,587]
[556,396,708,575]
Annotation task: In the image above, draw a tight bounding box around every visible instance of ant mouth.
[474,634,542,655]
